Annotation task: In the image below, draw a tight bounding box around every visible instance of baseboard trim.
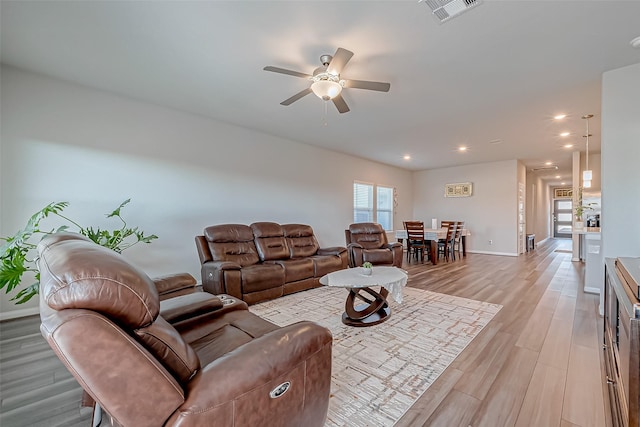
[0,306,39,321]
[537,237,550,246]
[466,250,518,257]
[584,286,601,295]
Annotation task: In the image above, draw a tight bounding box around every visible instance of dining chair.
[403,221,427,263]
[438,221,457,262]
[451,220,465,260]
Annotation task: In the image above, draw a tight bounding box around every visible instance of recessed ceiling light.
[403,155,411,160]
[555,175,561,179]
[458,146,468,152]
[631,36,640,49]
[545,161,553,166]
[561,182,566,185]
[564,143,574,149]
[554,114,567,120]
[560,132,570,137]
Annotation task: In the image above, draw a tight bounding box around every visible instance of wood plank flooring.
[0,238,609,426]
[397,238,609,427]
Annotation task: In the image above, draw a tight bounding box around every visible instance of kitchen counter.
[572,228,603,299]
[572,227,601,234]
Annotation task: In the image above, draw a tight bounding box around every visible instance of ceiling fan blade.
[280,87,313,106]
[343,79,391,92]
[263,66,311,79]
[327,48,354,75]
[332,94,350,114]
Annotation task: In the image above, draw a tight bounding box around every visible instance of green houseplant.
[0,199,158,304]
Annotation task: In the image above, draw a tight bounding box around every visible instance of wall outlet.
[489,240,493,245]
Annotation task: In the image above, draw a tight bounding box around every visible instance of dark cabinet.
[604,257,640,427]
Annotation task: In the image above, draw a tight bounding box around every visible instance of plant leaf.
[11,282,39,304]
[106,199,131,218]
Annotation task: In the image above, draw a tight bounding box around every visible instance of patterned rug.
[249,286,502,426]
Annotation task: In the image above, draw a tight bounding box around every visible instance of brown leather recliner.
[38,233,332,427]
[345,222,403,268]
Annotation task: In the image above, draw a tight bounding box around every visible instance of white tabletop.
[319,266,408,303]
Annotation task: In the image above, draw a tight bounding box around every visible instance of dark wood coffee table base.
[342,286,391,327]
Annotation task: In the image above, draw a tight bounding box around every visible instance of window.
[353,182,394,231]
[353,182,373,223]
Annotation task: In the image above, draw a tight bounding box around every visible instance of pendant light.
[582,114,593,188]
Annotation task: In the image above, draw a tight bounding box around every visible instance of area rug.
[249,286,502,426]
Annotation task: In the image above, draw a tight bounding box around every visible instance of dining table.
[394,228,470,264]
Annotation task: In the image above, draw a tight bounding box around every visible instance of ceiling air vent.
[421,0,483,23]
[531,166,559,172]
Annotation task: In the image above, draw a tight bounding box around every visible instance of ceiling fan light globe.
[311,80,342,100]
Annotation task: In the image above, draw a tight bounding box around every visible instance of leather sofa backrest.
[251,222,290,261]
[348,222,389,249]
[38,233,200,385]
[204,224,260,266]
[283,224,320,258]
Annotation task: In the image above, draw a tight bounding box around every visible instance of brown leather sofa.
[195,222,348,305]
[38,233,332,427]
[345,222,403,268]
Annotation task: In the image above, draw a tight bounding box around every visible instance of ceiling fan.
[263,47,390,114]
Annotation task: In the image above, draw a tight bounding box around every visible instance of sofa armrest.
[383,242,403,250]
[167,321,332,427]
[160,292,224,324]
[347,243,365,267]
[317,246,347,256]
[201,261,242,298]
[153,273,197,300]
[385,242,404,268]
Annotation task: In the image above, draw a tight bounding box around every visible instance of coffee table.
[319,266,408,327]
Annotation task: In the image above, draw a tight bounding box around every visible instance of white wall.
[0,66,413,317]
[517,161,526,254]
[526,174,551,243]
[412,160,519,256]
[601,62,640,258]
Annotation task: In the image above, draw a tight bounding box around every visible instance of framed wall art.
[444,182,473,198]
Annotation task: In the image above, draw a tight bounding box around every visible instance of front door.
[553,199,573,238]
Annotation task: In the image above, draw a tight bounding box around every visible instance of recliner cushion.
[37,233,160,329]
[269,258,314,282]
[251,222,290,261]
[349,223,387,250]
[283,224,320,258]
[312,255,343,277]
[205,224,260,267]
[135,316,200,383]
[361,248,394,265]
[240,264,285,294]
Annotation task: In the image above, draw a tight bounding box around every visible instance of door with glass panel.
[553,199,573,238]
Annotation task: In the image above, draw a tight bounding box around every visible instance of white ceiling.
[2,1,639,183]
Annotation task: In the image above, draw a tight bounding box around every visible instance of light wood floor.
[0,238,609,426]
[397,238,610,427]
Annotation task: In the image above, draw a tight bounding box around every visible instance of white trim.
[465,250,518,257]
[0,306,39,321]
[537,237,550,246]
[583,286,600,295]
